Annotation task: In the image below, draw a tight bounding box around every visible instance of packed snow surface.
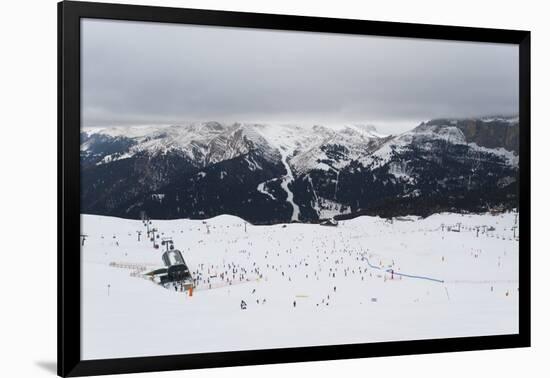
[81,212,519,360]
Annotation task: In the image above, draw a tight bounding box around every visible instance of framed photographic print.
[58,1,531,376]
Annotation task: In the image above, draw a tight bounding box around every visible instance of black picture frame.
[58,1,531,376]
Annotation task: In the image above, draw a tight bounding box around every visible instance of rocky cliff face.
[426,117,519,153]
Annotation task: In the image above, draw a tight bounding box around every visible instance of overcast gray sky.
[81,18,519,134]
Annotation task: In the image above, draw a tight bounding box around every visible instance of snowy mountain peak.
[81,118,519,175]
[82,122,390,170]
[345,124,386,138]
[81,117,520,224]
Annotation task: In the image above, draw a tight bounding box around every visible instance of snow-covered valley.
[81,212,519,360]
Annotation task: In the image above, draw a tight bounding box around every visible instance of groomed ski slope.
[278,148,301,222]
[81,212,519,360]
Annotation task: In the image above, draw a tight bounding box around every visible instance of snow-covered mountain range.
[80,117,519,223]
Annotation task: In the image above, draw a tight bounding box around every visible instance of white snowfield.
[81,212,519,360]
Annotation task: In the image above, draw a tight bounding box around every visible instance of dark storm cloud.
[81,19,518,133]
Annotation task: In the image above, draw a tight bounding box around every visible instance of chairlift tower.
[80,234,88,246]
[146,221,151,238]
[161,237,174,252]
